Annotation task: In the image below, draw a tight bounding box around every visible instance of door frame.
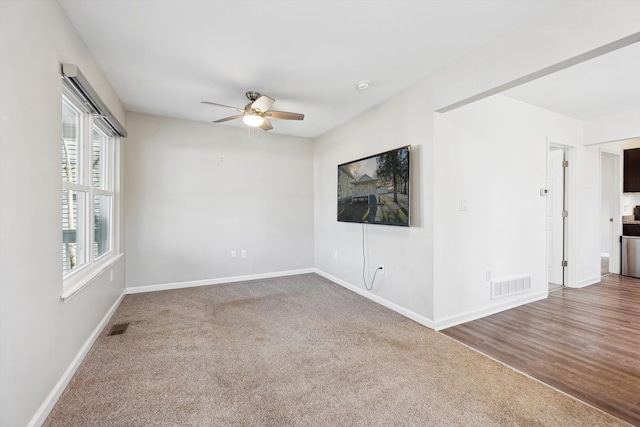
[547,139,577,288]
[599,148,621,275]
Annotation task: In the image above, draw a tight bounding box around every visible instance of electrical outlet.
[241,250,247,258]
[231,250,236,258]
[379,264,385,275]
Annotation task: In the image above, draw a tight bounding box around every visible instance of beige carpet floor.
[45,274,627,426]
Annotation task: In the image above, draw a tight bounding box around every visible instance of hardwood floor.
[442,274,640,425]
[548,282,563,292]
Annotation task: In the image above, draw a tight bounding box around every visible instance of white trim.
[436,32,640,113]
[125,268,316,294]
[62,88,118,292]
[433,291,548,331]
[28,289,126,427]
[62,181,88,192]
[61,253,124,302]
[599,149,621,275]
[314,269,435,330]
[599,147,623,156]
[563,145,577,288]
[125,268,436,330]
[93,188,112,196]
[113,137,122,255]
[547,139,578,288]
[574,275,601,289]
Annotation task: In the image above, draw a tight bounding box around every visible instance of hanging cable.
[362,223,383,290]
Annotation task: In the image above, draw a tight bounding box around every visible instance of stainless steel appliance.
[622,236,640,278]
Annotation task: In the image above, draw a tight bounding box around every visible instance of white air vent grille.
[491,275,531,299]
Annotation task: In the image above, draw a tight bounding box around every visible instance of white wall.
[125,113,315,289]
[592,139,640,216]
[433,95,582,327]
[584,108,640,145]
[314,0,639,327]
[428,1,640,113]
[314,92,434,322]
[572,138,640,279]
[2,1,639,424]
[625,194,640,215]
[568,146,598,285]
[0,2,127,426]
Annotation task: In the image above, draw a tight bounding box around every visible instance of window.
[62,87,118,292]
[92,126,112,259]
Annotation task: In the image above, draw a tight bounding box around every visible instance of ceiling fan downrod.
[245,91,261,102]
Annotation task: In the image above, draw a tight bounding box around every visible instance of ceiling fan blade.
[265,110,304,121]
[251,95,275,113]
[213,115,243,123]
[201,101,244,113]
[259,118,273,131]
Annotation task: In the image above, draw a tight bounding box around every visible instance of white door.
[600,152,621,275]
[548,149,565,285]
[601,154,613,275]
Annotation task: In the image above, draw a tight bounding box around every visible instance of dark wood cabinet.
[623,224,640,236]
[623,148,640,192]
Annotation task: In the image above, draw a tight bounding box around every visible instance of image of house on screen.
[337,165,355,201]
[352,174,380,204]
[337,146,410,226]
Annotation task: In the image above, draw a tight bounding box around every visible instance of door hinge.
[562,210,568,218]
[562,260,568,267]
[562,160,569,168]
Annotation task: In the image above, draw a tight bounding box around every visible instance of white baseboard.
[28,289,126,427]
[432,291,548,331]
[127,268,436,329]
[126,268,316,294]
[575,275,601,288]
[314,269,435,329]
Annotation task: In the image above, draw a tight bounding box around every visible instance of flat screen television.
[337,145,410,226]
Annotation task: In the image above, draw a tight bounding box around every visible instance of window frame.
[91,121,114,261]
[62,85,122,301]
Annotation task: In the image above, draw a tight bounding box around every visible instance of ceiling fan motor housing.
[246,91,261,102]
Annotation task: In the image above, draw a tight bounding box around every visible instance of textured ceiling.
[59,0,571,138]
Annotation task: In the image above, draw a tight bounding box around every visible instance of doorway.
[600,151,621,276]
[547,146,567,291]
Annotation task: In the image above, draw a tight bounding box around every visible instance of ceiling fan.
[202,91,304,131]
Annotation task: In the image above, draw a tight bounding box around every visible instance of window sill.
[61,252,124,303]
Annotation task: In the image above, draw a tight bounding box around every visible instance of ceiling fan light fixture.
[243,113,264,127]
[203,92,303,132]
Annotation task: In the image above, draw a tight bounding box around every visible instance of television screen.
[337,146,410,226]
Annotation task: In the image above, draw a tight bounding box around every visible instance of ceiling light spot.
[357,81,371,90]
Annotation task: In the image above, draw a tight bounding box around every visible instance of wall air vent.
[491,275,531,299]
